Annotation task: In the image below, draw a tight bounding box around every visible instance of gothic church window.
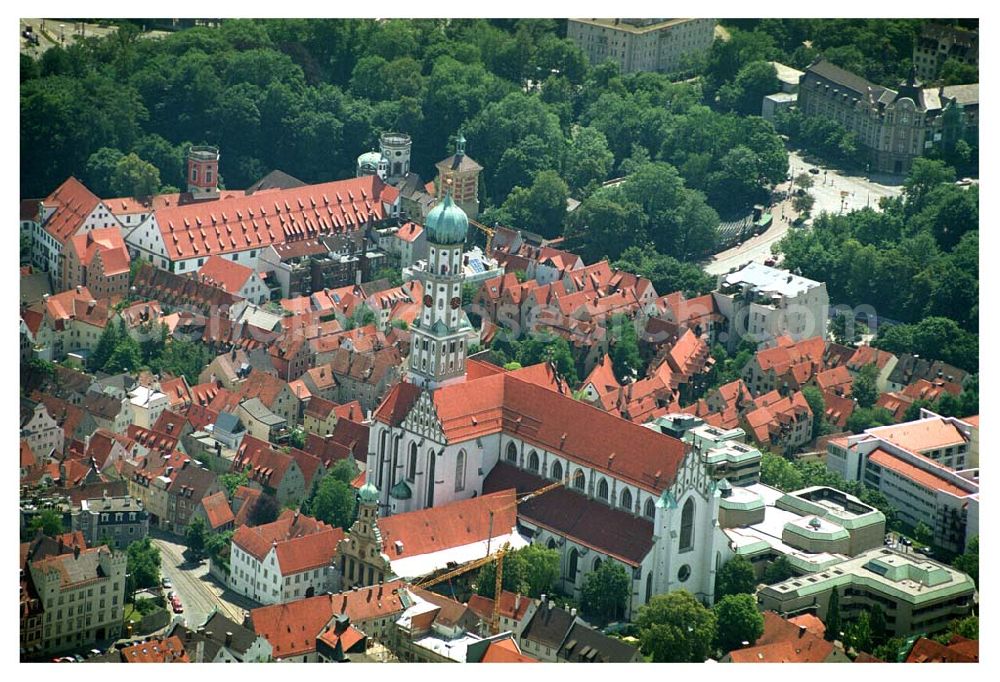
[455,450,466,492]
[679,498,695,552]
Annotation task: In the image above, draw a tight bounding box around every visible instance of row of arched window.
[504,441,658,520]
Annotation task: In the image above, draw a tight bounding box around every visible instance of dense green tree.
[185,516,208,558]
[713,593,765,652]
[609,315,642,383]
[249,494,279,526]
[715,554,757,598]
[126,537,161,589]
[563,193,646,262]
[825,588,841,641]
[477,543,560,599]
[612,245,715,297]
[637,591,717,662]
[465,92,565,204]
[801,385,830,439]
[912,521,934,546]
[90,318,122,372]
[845,610,873,654]
[953,535,978,587]
[564,126,615,194]
[717,61,779,116]
[499,170,569,239]
[220,469,250,498]
[846,406,894,433]
[852,363,880,408]
[870,604,888,646]
[111,152,161,197]
[329,458,358,485]
[581,561,631,622]
[307,476,357,529]
[938,58,978,86]
[85,147,126,197]
[762,556,796,584]
[29,509,64,537]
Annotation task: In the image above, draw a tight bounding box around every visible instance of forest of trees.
[21,18,793,275]
[775,158,978,372]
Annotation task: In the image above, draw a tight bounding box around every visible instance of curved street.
[151,532,256,630]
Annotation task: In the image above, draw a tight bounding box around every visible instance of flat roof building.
[757,547,976,638]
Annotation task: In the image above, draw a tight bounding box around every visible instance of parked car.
[808,167,820,175]
[161,577,172,589]
[900,537,912,547]
[172,602,184,614]
[920,546,933,556]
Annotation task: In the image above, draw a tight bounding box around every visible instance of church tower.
[407,191,473,389]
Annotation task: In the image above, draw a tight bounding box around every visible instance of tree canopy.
[715,554,757,598]
[637,590,717,662]
[713,593,765,653]
[580,560,632,623]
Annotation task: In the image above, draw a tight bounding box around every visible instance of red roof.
[153,175,396,261]
[906,635,978,663]
[396,221,424,243]
[41,177,102,243]
[232,509,342,575]
[583,354,620,396]
[196,254,256,294]
[378,490,518,559]
[250,580,407,658]
[199,491,235,529]
[467,589,532,623]
[122,636,190,663]
[406,372,688,494]
[868,448,971,497]
[822,390,856,428]
[481,638,538,662]
[68,227,130,274]
[729,611,838,663]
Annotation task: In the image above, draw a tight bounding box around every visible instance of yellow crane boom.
[468,219,496,254]
[413,479,565,633]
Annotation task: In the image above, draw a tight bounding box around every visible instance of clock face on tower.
[450,297,461,309]
[423,294,433,308]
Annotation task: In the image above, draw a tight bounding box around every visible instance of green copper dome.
[425,192,469,245]
[359,482,379,503]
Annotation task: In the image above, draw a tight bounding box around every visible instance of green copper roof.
[425,192,468,245]
[359,482,379,503]
[390,479,412,500]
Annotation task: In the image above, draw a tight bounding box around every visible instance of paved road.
[786,149,903,216]
[703,150,905,276]
[152,534,254,629]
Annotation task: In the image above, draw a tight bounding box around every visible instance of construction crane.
[413,479,565,633]
[468,218,496,255]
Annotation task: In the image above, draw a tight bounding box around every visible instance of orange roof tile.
[199,491,235,530]
[196,254,256,294]
[41,177,102,243]
[869,418,968,454]
[153,175,396,261]
[868,448,971,497]
[379,490,517,559]
[481,639,538,662]
[122,636,190,663]
[906,636,978,663]
[250,581,407,658]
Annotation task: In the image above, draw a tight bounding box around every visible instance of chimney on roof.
[74,545,81,559]
[570,607,576,618]
[798,625,806,638]
[514,593,521,612]
[225,632,233,647]
[76,285,82,294]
